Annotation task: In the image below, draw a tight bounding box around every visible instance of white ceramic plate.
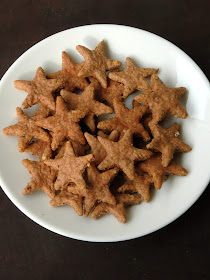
[0,24,209,242]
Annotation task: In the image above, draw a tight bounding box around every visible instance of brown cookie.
[55,141,89,158]
[22,159,57,199]
[61,83,113,133]
[90,193,142,223]
[36,96,86,150]
[91,76,124,108]
[61,83,113,118]
[138,154,188,189]
[84,130,119,165]
[3,107,50,152]
[118,172,152,202]
[47,51,89,91]
[147,122,191,167]
[109,57,158,98]
[98,98,150,140]
[68,164,118,217]
[76,40,122,88]
[32,103,53,121]
[24,140,52,161]
[97,130,152,180]
[50,188,83,216]
[44,141,93,190]
[135,74,188,123]
[14,67,65,110]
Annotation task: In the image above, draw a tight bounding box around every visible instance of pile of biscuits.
[3,41,191,223]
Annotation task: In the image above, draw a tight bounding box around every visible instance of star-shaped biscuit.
[22,159,57,199]
[97,130,152,180]
[61,83,113,117]
[23,104,53,159]
[47,51,89,91]
[68,165,118,217]
[55,141,89,158]
[109,57,158,98]
[91,76,124,108]
[135,74,188,123]
[44,141,93,190]
[90,194,142,223]
[138,154,188,189]
[3,107,50,152]
[14,67,65,110]
[76,40,122,88]
[118,172,152,202]
[98,98,150,140]
[36,96,86,150]
[32,103,53,121]
[32,103,54,121]
[84,130,119,165]
[147,122,191,167]
[61,83,113,132]
[24,140,52,161]
[50,188,83,216]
